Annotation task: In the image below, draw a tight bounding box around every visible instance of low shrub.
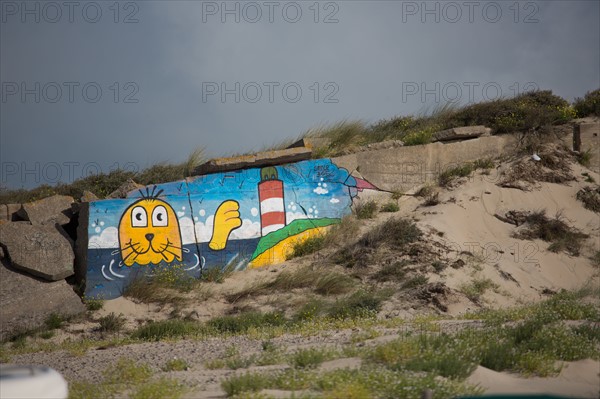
[573,88,600,117]
[290,348,326,369]
[287,235,326,259]
[576,186,600,213]
[439,164,475,187]
[359,217,422,249]
[515,210,588,256]
[372,260,410,282]
[354,200,378,219]
[401,275,428,290]
[207,311,286,334]
[380,202,399,213]
[221,372,269,397]
[98,313,126,333]
[131,319,201,341]
[327,289,386,319]
[460,278,499,302]
[162,358,189,372]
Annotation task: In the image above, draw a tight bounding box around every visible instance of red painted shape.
[258,180,284,200]
[261,211,286,226]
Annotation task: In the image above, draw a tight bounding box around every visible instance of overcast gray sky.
[1,0,599,189]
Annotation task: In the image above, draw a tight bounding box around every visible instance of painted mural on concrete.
[85,159,377,299]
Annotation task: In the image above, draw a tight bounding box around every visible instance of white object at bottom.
[0,365,68,399]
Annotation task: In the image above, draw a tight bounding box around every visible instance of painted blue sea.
[85,238,260,299]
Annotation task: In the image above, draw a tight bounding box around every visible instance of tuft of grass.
[290,348,327,369]
[372,260,409,282]
[380,202,399,213]
[414,185,434,198]
[323,381,373,399]
[460,278,499,302]
[201,264,234,283]
[581,172,596,183]
[287,234,326,259]
[207,311,286,334]
[98,313,126,333]
[439,163,475,187]
[592,251,600,267]
[473,158,495,169]
[293,299,328,322]
[221,372,270,397]
[360,217,422,249]
[354,200,378,219]
[578,149,593,167]
[328,289,387,319]
[576,186,600,213]
[44,313,65,330]
[84,298,104,311]
[432,261,445,273]
[314,272,356,296]
[123,264,199,305]
[130,378,187,399]
[38,331,55,340]
[401,275,429,290]
[162,358,189,372]
[515,210,589,256]
[573,88,600,117]
[324,215,362,245]
[229,266,355,301]
[130,319,202,341]
[68,381,117,399]
[423,191,440,206]
[402,130,433,146]
[104,357,153,386]
[332,217,421,269]
[305,120,368,157]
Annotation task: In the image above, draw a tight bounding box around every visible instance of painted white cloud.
[195,215,215,243]
[178,216,197,245]
[250,207,259,217]
[88,227,118,249]
[330,198,340,204]
[313,186,329,195]
[230,219,261,240]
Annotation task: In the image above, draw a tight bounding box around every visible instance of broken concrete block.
[0,222,75,281]
[81,190,99,202]
[193,147,312,175]
[287,137,332,150]
[73,202,89,288]
[432,126,491,142]
[17,195,74,226]
[0,259,85,340]
[107,179,144,199]
[6,204,23,221]
[0,205,7,222]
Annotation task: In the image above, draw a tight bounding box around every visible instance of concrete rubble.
[0,222,75,281]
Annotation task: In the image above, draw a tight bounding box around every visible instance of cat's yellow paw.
[209,200,242,250]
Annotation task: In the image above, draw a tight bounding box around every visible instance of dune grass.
[2,89,582,206]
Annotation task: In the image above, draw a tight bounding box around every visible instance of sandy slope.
[4,150,600,398]
[467,359,600,398]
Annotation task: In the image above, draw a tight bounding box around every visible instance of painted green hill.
[250,217,339,260]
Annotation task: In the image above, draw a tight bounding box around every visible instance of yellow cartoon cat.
[118,197,183,266]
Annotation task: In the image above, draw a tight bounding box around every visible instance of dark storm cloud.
[1,0,598,188]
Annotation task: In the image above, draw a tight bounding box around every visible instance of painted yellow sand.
[249,226,329,268]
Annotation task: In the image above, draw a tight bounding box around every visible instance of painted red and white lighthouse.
[258,167,286,236]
